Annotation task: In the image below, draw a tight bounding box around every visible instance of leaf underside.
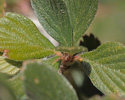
[56,46,88,55]
[31,0,98,46]
[0,56,21,76]
[81,42,125,97]
[23,62,78,100]
[0,12,55,61]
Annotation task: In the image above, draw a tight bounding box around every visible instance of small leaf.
[0,12,55,61]
[0,0,5,17]
[23,62,78,100]
[0,74,17,100]
[0,56,21,76]
[31,0,98,46]
[56,46,88,55]
[81,42,125,97]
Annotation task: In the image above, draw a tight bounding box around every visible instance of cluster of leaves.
[0,0,125,100]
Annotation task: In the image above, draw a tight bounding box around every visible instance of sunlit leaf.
[0,56,21,76]
[81,42,125,97]
[23,62,78,100]
[31,0,98,46]
[0,12,55,61]
[89,95,125,100]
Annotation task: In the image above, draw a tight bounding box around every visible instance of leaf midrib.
[62,1,73,46]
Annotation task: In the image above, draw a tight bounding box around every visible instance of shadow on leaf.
[80,33,101,51]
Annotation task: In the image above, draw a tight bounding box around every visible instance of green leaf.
[89,95,125,100]
[31,0,98,46]
[0,12,55,61]
[56,46,88,55]
[0,0,5,17]
[0,56,21,76]
[0,74,17,100]
[81,42,125,97]
[9,74,25,100]
[40,56,60,70]
[23,62,78,100]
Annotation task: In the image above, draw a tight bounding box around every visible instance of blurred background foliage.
[5,0,125,44]
[87,0,125,44]
[5,0,32,16]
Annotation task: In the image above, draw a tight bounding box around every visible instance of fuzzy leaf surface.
[89,95,125,100]
[31,0,98,46]
[0,56,21,76]
[0,12,55,61]
[81,42,125,97]
[23,62,78,100]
